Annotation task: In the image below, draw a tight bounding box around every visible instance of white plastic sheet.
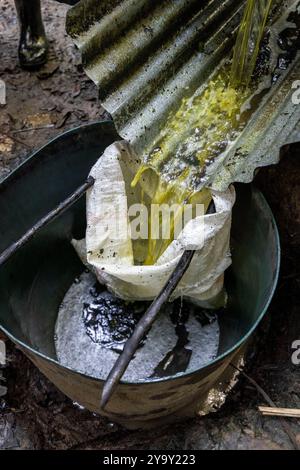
[73,142,235,307]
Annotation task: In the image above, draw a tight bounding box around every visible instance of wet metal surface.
[0,0,296,446]
[67,0,300,190]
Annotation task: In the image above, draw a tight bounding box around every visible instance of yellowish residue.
[230,0,273,87]
[131,0,274,265]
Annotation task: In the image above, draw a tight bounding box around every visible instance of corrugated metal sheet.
[66,0,300,191]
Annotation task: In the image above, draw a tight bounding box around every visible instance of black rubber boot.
[15,0,48,69]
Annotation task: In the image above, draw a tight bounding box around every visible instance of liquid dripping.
[230,0,274,87]
[150,297,219,378]
[130,65,249,264]
[129,0,295,265]
[131,168,211,264]
[145,68,251,183]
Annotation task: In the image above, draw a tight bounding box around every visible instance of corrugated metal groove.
[85,0,209,92]
[104,0,244,120]
[67,0,300,190]
[116,4,246,154]
[77,0,161,60]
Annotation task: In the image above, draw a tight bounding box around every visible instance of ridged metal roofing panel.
[67,0,300,190]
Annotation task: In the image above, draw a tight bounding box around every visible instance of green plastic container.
[0,121,280,428]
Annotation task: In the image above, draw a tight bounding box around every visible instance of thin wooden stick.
[101,199,216,410]
[0,176,95,266]
[230,363,300,450]
[101,249,195,409]
[0,173,214,410]
[259,406,300,419]
[11,125,55,133]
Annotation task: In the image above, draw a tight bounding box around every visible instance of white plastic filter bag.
[73,142,236,307]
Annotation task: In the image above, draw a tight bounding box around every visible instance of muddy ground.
[0,0,299,450]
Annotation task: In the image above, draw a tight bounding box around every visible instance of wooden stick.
[0,176,95,266]
[0,173,214,410]
[11,125,55,133]
[230,363,300,450]
[259,406,300,419]
[101,199,216,410]
[101,249,195,410]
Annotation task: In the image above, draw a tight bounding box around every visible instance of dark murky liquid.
[83,284,147,353]
[80,280,221,378]
[55,272,221,381]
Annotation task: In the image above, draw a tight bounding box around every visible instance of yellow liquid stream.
[131,0,274,265]
[230,0,273,87]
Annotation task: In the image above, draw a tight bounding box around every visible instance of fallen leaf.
[55,110,71,128]
[72,83,81,98]
[23,113,53,128]
[0,135,14,153]
[37,62,59,80]
[74,109,87,120]
[40,104,57,112]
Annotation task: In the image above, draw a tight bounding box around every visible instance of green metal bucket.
[0,121,280,428]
